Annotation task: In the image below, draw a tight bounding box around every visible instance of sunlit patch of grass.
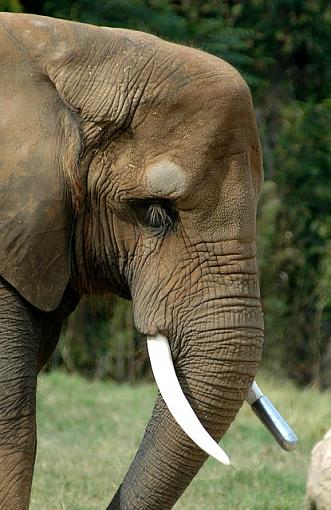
[31,373,155,510]
[30,371,331,509]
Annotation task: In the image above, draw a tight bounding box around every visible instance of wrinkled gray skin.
[0,13,264,510]
[306,430,331,510]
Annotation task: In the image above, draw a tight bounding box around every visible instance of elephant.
[306,429,331,510]
[0,12,265,509]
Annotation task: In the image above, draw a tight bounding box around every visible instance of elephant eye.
[130,199,178,236]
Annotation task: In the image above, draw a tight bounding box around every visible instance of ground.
[30,371,331,510]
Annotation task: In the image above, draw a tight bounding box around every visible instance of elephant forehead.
[145,160,188,198]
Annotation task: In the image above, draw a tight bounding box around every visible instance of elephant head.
[0,13,264,509]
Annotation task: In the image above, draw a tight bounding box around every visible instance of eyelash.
[129,199,178,236]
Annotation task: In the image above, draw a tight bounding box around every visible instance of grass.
[30,371,331,510]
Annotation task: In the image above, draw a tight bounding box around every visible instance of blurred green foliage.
[8,0,331,387]
[0,0,22,11]
[258,99,331,387]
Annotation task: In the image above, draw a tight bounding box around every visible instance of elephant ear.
[0,21,82,311]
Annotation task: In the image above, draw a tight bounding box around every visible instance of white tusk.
[246,380,263,405]
[147,334,230,465]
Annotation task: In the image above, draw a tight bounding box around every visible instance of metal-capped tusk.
[246,380,298,451]
[147,334,230,465]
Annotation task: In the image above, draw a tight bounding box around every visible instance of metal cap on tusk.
[246,381,298,451]
[147,334,231,465]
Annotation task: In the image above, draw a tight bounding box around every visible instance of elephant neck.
[48,278,81,324]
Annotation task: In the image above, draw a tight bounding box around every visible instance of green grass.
[30,372,331,509]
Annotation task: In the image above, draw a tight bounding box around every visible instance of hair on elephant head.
[0,12,264,510]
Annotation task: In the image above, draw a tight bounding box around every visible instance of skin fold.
[0,12,264,510]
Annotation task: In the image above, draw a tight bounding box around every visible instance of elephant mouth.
[147,334,298,463]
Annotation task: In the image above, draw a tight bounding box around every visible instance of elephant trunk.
[147,334,230,465]
[107,302,263,509]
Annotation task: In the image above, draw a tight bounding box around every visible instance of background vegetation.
[2,0,330,388]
